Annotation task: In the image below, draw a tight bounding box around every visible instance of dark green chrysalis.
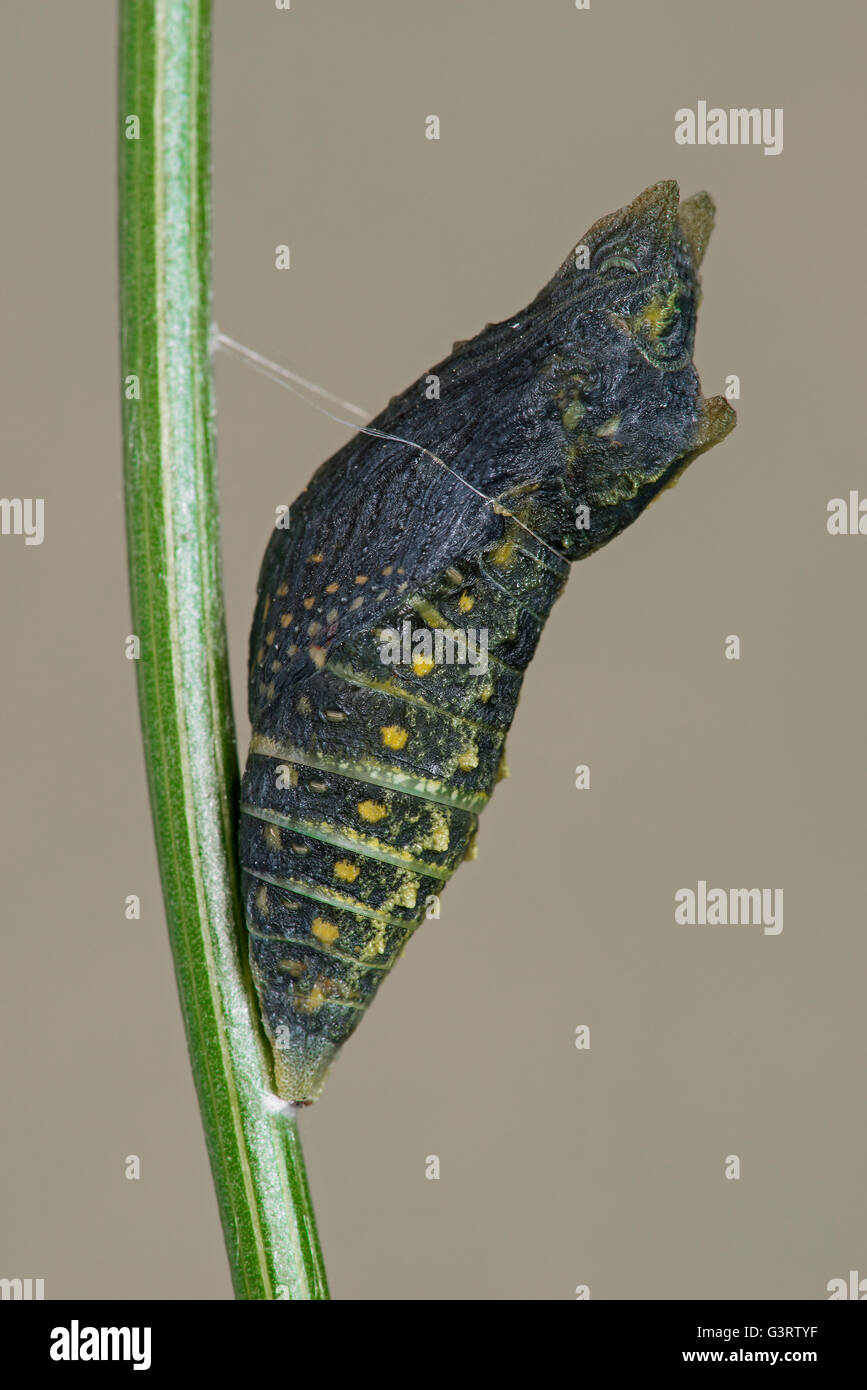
[241,180,736,1103]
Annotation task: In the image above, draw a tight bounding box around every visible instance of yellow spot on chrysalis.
[458,592,474,613]
[263,595,271,617]
[309,644,327,669]
[358,799,387,823]
[300,980,329,1012]
[496,749,510,781]
[308,553,323,563]
[256,645,265,665]
[355,574,368,585]
[326,582,339,594]
[303,596,315,610]
[412,653,435,677]
[334,860,360,883]
[633,286,679,339]
[382,565,394,576]
[479,680,493,703]
[278,958,305,978]
[255,885,269,912]
[264,823,281,849]
[270,659,281,674]
[457,747,478,771]
[280,612,293,627]
[308,621,321,636]
[491,538,515,567]
[297,695,312,714]
[265,629,276,645]
[277,583,289,597]
[595,414,621,438]
[312,916,340,945]
[413,598,447,628]
[396,880,418,909]
[562,397,586,432]
[381,725,408,750]
[266,681,276,700]
[349,596,363,611]
[287,643,298,656]
[425,808,450,852]
[326,608,338,623]
[362,919,387,959]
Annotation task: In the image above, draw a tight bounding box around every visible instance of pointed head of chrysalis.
[422,180,736,563]
[540,179,737,557]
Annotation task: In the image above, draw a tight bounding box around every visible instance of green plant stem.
[118,0,328,1300]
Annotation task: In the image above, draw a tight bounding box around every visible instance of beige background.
[1,0,865,1301]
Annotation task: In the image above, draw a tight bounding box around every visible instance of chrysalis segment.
[242,180,736,1102]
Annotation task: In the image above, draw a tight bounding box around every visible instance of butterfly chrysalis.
[240,181,736,1103]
